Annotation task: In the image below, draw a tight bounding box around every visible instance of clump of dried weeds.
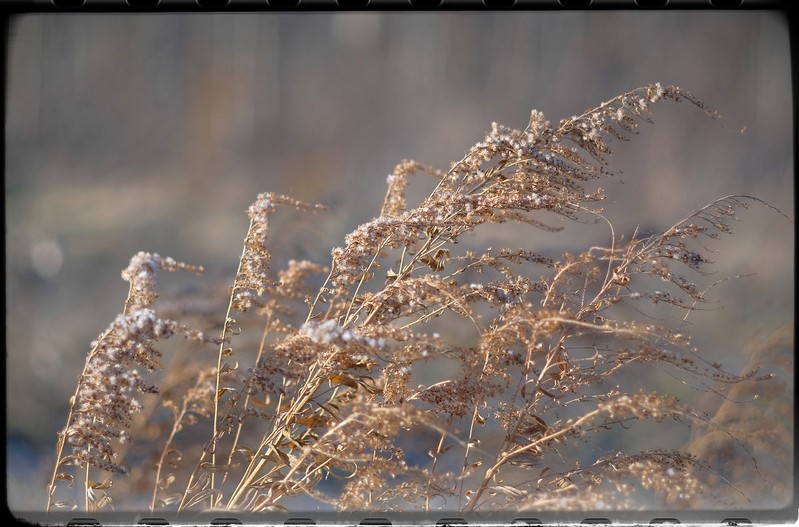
[46,84,790,515]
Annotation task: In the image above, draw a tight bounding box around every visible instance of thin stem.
[457,404,481,511]
[425,420,451,513]
[221,306,275,492]
[209,218,254,509]
[343,236,392,327]
[226,391,285,510]
[305,264,337,325]
[84,462,91,513]
[466,407,603,511]
[151,404,185,512]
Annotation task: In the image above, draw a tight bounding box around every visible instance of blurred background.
[5,11,793,514]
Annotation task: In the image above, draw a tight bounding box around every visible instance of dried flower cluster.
[47,85,789,517]
[48,253,204,508]
[64,308,180,474]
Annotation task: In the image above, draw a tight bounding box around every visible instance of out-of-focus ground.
[5,12,793,514]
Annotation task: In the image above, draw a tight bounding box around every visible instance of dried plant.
[46,84,791,516]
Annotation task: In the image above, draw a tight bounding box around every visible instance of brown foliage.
[47,85,790,514]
